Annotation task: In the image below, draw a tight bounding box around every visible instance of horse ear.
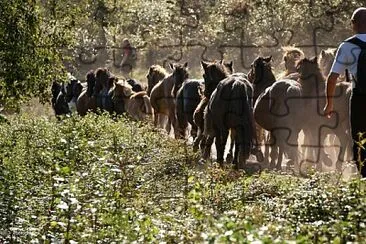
[183,62,188,68]
[264,56,272,63]
[228,61,233,68]
[310,56,318,63]
[320,50,325,56]
[169,63,174,71]
[219,60,224,65]
[201,61,209,71]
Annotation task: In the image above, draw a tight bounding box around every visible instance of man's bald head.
[351,7,366,33]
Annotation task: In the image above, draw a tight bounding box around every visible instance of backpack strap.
[345,36,366,49]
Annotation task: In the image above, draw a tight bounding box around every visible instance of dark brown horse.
[87,67,110,113]
[176,79,203,139]
[76,70,96,116]
[193,60,233,152]
[203,71,256,168]
[169,62,203,139]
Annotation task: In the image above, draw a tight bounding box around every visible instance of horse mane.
[94,67,109,77]
[115,79,134,97]
[203,60,232,78]
[150,65,169,78]
[282,46,305,60]
[250,56,277,103]
[318,48,337,77]
[201,60,232,98]
[320,48,336,56]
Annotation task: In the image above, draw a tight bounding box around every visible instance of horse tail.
[241,83,254,158]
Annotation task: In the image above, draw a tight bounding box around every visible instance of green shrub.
[0,114,365,242]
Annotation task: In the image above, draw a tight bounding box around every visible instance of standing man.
[324,7,366,177]
[120,38,137,79]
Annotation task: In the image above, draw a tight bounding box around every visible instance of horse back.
[209,76,253,128]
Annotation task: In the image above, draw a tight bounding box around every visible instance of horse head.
[318,48,337,77]
[86,70,96,97]
[94,68,109,96]
[296,56,325,94]
[170,62,189,97]
[282,46,305,75]
[146,65,168,96]
[201,60,233,98]
[113,80,133,114]
[247,56,275,102]
[296,56,322,79]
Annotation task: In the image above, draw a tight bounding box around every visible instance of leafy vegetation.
[0,114,365,242]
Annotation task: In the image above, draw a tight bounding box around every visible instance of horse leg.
[202,135,214,160]
[285,128,300,174]
[177,116,188,139]
[215,128,228,166]
[154,111,159,127]
[165,115,172,135]
[169,109,180,139]
[187,113,197,140]
[302,130,316,164]
[318,130,331,172]
[190,123,198,141]
[276,144,284,171]
[193,128,202,152]
[234,141,240,166]
[269,132,278,169]
[200,135,207,152]
[237,128,250,170]
[334,126,352,172]
[252,125,264,162]
[176,106,188,139]
[226,130,235,164]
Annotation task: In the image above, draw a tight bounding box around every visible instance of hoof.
[226,153,233,164]
[255,150,264,162]
[269,162,276,170]
[244,162,262,175]
[336,161,343,172]
[193,144,199,152]
[323,154,333,167]
[275,163,282,171]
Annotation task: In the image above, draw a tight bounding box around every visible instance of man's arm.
[323,72,340,118]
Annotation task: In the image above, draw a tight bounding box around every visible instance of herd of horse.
[52,46,353,174]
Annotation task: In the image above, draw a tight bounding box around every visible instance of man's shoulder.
[337,36,361,51]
